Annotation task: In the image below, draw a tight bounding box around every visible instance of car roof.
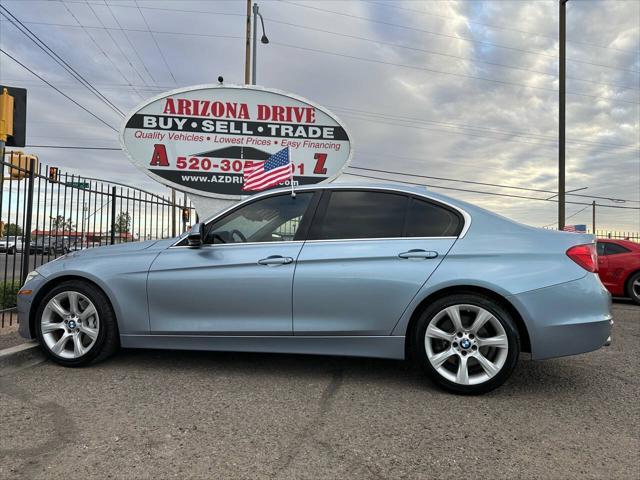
[267,182,472,210]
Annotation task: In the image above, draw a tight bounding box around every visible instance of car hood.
[63,239,161,258]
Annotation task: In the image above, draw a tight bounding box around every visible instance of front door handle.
[258,255,293,266]
[398,249,438,260]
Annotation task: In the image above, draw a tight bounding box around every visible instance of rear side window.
[312,191,408,240]
[406,198,462,237]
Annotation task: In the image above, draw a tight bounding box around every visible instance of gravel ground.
[0,319,21,350]
[0,302,638,479]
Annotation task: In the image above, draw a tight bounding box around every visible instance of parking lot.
[1,302,638,479]
[0,253,45,282]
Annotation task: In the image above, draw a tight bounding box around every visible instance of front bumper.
[510,273,613,360]
[17,273,49,340]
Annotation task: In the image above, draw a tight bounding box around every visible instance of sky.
[1,0,639,231]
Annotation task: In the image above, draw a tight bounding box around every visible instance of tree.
[4,223,23,236]
[50,215,75,231]
[114,212,131,234]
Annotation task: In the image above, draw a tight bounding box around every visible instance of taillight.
[566,243,598,273]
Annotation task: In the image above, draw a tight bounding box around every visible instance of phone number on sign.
[175,154,328,175]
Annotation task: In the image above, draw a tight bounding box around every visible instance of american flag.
[563,224,587,233]
[242,147,293,191]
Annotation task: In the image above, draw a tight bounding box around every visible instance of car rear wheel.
[35,280,119,367]
[627,272,640,305]
[413,293,520,394]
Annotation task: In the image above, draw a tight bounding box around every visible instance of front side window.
[205,193,313,244]
[311,191,408,240]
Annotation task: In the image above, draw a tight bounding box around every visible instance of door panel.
[292,238,456,335]
[148,243,304,335]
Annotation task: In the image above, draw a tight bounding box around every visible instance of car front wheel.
[35,280,119,366]
[413,293,520,394]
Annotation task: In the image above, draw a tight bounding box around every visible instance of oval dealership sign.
[120,85,352,199]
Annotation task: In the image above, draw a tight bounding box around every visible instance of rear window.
[406,198,462,237]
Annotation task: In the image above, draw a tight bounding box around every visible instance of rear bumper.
[510,274,613,360]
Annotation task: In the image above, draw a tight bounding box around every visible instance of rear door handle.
[258,255,293,266]
[398,249,438,260]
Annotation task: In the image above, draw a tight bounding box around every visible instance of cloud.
[0,0,638,231]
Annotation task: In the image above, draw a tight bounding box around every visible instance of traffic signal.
[0,88,14,143]
[182,207,190,223]
[49,166,59,183]
[6,150,38,179]
[0,86,27,147]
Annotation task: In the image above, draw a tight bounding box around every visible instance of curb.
[0,341,45,375]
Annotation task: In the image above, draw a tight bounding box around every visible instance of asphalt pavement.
[1,302,638,479]
[0,253,49,282]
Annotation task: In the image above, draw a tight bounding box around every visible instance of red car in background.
[596,239,640,304]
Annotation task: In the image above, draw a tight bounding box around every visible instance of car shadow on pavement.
[104,347,600,398]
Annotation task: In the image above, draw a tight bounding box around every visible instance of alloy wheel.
[41,291,100,359]
[424,304,509,386]
[632,278,640,300]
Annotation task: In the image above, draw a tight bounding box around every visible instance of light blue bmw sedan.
[17,184,612,394]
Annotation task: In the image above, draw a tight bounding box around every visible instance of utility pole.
[592,200,596,234]
[252,3,259,85]
[171,188,177,238]
[558,0,568,230]
[251,3,269,85]
[244,0,252,84]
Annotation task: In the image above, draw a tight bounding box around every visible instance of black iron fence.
[0,154,195,327]
[594,230,640,242]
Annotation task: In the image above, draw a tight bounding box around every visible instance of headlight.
[23,270,41,285]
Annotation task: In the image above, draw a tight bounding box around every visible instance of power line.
[344,171,640,210]
[82,0,151,94]
[133,0,177,85]
[20,144,638,206]
[542,204,592,228]
[0,49,118,131]
[263,16,639,92]
[269,41,640,106]
[12,14,636,104]
[278,0,640,76]
[0,18,244,42]
[347,166,638,204]
[26,145,121,150]
[0,5,125,117]
[365,0,640,55]
[330,106,638,150]
[341,112,576,152]
[98,0,158,87]
[338,111,636,154]
[60,0,143,102]
[66,2,637,91]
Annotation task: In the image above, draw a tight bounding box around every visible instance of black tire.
[412,293,520,395]
[8,246,15,255]
[35,280,120,367]
[626,271,640,305]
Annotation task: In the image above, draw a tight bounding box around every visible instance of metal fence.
[593,230,640,242]
[0,154,195,327]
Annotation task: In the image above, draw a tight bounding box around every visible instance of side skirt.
[120,335,406,360]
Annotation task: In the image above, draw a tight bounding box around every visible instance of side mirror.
[187,222,205,247]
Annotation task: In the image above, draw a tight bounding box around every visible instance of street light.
[251,3,269,85]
